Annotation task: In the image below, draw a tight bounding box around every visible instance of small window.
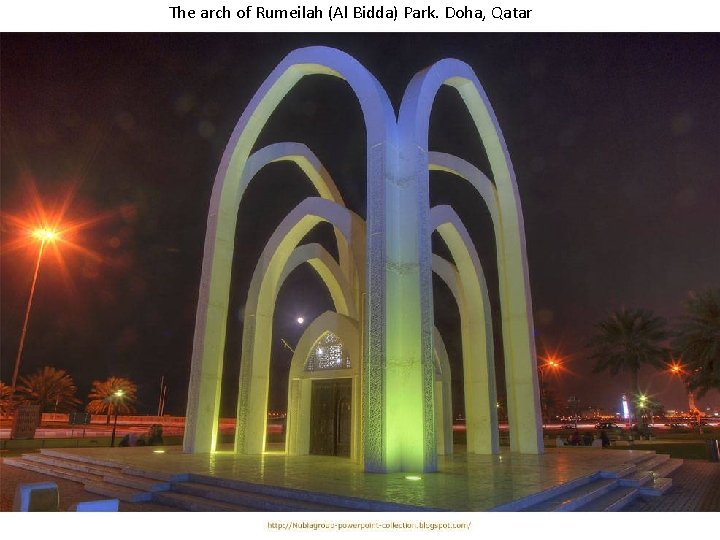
[305,331,351,371]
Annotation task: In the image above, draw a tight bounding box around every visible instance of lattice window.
[304,331,351,371]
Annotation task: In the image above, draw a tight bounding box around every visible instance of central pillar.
[364,138,436,473]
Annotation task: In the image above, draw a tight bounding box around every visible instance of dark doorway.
[310,378,352,457]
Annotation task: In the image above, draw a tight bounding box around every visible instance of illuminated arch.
[432,327,453,456]
[245,143,353,282]
[185,46,397,455]
[236,197,365,454]
[430,206,499,454]
[237,242,357,456]
[401,60,542,454]
[277,243,357,320]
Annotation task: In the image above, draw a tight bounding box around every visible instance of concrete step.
[153,491,254,511]
[188,474,429,511]
[639,477,673,496]
[576,486,639,512]
[600,463,637,479]
[120,466,189,483]
[492,473,598,511]
[39,449,122,468]
[653,458,683,478]
[103,473,171,493]
[618,470,654,488]
[84,481,154,503]
[3,457,102,484]
[172,481,346,512]
[22,453,123,477]
[637,454,670,471]
[523,478,618,512]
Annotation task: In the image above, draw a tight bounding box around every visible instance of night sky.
[1,33,718,419]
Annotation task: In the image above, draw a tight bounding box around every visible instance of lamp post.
[538,356,561,424]
[110,389,125,447]
[10,228,60,396]
[637,394,647,431]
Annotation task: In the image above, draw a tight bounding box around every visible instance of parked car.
[595,422,621,431]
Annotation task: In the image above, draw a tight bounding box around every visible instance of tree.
[588,307,670,395]
[86,377,137,424]
[0,381,14,417]
[15,366,82,412]
[673,288,720,398]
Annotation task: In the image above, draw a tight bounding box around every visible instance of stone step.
[576,486,639,512]
[173,481,347,512]
[492,473,599,511]
[523,478,618,512]
[188,474,429,511]
[653,459,683,478]
[22,453,123,477]
[639,477,673,496]
[153,491,254,512]
[621,451,659,467]
[618,470,654,488]
[103,473,171,493]
[40,449,121,468]
[600,463,638,479]
[120,466,190,483]
[84,481,154,503]
[637,454,670,471]
[3,457,102,485]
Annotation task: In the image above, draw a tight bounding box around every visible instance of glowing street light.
[296,316,305,325]
[110,389,125,447]
[10,227,61,395]
[538,355,562,424]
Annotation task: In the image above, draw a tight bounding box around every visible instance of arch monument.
[184,46,543,473]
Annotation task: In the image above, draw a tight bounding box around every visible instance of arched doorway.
[307,331,353,457]
[286,312,361,460]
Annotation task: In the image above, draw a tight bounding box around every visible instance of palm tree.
[673,288,720,398]
[15,366,82,412]
[86,377,137,424]
[588,307,670,395]
[0,380,14,417]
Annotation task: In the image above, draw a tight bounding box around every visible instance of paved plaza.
[0,445,679,511]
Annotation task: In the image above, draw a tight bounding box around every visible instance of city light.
[31,227,60,242]
[621,394,630,420]
[668,361,684,375]
[296,316,305,325]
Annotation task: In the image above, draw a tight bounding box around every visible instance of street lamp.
[538,356,561,424]
[10,227,60,395]
[110,389,125,447]
[638,394,647,428]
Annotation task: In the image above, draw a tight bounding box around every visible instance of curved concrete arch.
[430,206,499,454]
[186,46,398,455]
[401,59,541,454]
[277,243,357,320]
[432,326,453,456]
[286,311,361,460]
[236,197,365,454]
[429,152,500,228]
[245,143,353,283]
